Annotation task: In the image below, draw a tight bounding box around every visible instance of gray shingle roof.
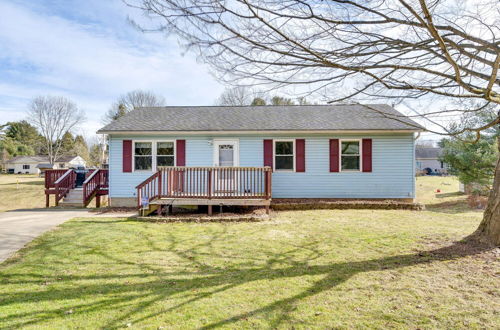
[97,104,424,133]
[415,147,442,159]
[6,156,48,163]
[6,155,80,164]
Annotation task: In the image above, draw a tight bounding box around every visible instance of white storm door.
[213,140,239,192]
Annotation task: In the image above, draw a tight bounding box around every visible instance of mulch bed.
[89,207,137,213]
[272,199,424,211]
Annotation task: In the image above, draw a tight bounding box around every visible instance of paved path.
[0,209,139,263]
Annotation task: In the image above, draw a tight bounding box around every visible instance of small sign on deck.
[141,196,149,208]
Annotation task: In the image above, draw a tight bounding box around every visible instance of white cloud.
[0,0,224,134]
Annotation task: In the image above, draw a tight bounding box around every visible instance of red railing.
[54,169,76,206]
[44,169,68,189]
[136,166,272,208]
[82,169,109,206]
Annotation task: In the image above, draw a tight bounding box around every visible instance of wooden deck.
[137,166,272,215]
[44,169,108,207]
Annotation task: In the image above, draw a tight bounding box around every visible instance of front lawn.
[0,176,498,328]
[0,174,45,212]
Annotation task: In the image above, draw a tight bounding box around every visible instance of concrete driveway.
[0,209,90,263]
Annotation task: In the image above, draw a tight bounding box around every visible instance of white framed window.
[133,140,176,172]
[22,164,30,170]
[156,141,175,167]
[340,139,362,172]
[274,139,295,171]
[134,141,153,171]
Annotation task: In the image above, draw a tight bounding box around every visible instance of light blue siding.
[108,134,415,199]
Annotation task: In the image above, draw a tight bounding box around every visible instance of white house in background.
[415,147,447,174]
[5,155,87,174]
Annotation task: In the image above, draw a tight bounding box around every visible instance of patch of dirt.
[89,207,136,213]
[137,206,271,223]
[415,236,499,263]
[136,213,269,223]
[467,195,489,210]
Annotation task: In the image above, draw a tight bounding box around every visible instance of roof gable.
[98,104,424,133]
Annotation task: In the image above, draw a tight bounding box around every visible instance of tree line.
[0,119,104,168]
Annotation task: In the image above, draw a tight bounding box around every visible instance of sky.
[0,0,225,138]
[0,0,440,144]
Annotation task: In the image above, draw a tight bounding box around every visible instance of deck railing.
[83,169,109,206]
[136,166,272,208]
[44,169,68,189]
[54,169,76,206]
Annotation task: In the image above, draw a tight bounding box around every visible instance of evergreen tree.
[250,97,266,106]
[59,132,76,156]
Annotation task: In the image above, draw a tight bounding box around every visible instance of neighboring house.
[415,147,447,175]
[36,163,56,175]
[54,155,87,169]
[97,104,424,208]
[5,156,48,174]
[5,155,87,174]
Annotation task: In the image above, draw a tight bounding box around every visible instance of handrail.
[55,169,75,206]
[54,169,73,184]
[158,166,273,170]
[136,166,272,209]
[83,169,109,207]
[83,168,99,185]
[136,171,161,208]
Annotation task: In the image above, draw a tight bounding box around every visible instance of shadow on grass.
[0,229,494,329]
[435,192,464,198]
[425,200,482,214]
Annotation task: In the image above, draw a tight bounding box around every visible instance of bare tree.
[103,90,165,124]
[129,0,500,244]
[27,96,85,164]
[215,87,254,106]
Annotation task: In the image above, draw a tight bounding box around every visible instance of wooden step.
[59,202,84,207]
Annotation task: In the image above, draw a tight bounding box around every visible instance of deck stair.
[60,188,85,207]
[44,168,109,208]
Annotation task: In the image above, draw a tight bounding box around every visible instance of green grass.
[0,174,46,212]
[0,177,498,329]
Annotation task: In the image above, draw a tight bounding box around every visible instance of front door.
[213,140,239,192]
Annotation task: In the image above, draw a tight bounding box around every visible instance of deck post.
[265,205,270,215]
[158,170,162,198]
[96,195,101,208]
[207,169,212,199]
[45,193,49,208]
[207,169,213,215]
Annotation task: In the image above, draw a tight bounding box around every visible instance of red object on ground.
[436,189,441,193]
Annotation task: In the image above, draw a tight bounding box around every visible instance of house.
[97,104,424,211]
[53,155,87,170]
[5,156,48,174]
[415,147,447,175]
[5,155,87,175]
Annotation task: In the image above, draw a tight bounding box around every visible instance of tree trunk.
[475,137,500,246]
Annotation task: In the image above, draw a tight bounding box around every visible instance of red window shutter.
[122,140,132,173]
[296,139,305,172]
[329,139,340,172]
[362,139,372,172]
[176,140,186,166]
[263,139,273,169]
